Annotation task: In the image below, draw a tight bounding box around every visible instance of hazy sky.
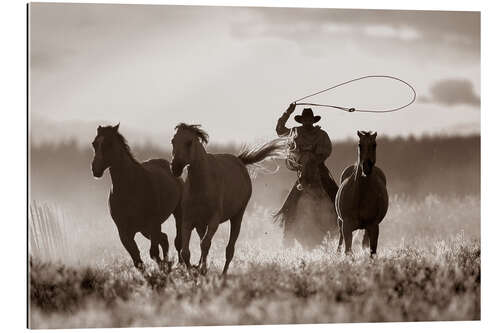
[29,3,480,146]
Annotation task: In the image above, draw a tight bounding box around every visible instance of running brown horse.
[335,131,388,256]
[171,123,286,275]
[91,124,183,270]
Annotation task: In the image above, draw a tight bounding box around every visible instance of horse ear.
[357,130,362,138]
[113,123,120,132]
[373,131,377,138]
[97,125,102,134]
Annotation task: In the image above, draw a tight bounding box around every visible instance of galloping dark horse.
[171,123,286,275]
[91,124,183,270]
[335,131,388,256]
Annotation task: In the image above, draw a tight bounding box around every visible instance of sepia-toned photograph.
[28,2,480,329]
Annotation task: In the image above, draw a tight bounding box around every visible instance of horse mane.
[115,132,139,163]
[175,123,209,144]
[99,126,140,165]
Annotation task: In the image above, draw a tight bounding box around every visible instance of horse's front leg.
[342,220,354,255]
[362,229,370,250]
[118,230,144,271]
[180,220,194,270]
[336,217,344,253]
[158,232,173,270]
[367,224,379,257]
[148,220,162,266]
[200,217,220,275]
[173,206,183,265]
[195,224,208,268]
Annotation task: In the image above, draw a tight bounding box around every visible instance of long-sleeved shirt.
[276,110,332,163]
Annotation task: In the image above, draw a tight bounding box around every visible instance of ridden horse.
[276,150,338,249]
[335,131,388,256]
[91,124,183,270]
[170,123,286,275]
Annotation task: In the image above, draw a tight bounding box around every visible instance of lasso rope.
[293,75,416,113]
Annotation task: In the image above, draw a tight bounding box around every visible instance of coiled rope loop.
[293,75,416,113]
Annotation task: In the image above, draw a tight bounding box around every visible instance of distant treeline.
[30,135,480,215]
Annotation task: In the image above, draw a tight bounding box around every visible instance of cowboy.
[276,103,338,202]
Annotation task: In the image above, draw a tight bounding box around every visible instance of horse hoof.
[160,260,173,272]
[135,262,145,272]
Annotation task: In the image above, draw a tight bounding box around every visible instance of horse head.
[297,151,321,188]
[171,123,209,177]
[91,123,122,178]
[357,130,377,176]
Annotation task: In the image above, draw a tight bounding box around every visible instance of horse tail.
[237,138,288,166]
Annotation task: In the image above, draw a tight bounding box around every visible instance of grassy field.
[28,195,480,328]
[28,135,480,328]
[30,240,480,328]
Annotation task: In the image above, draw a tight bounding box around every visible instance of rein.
[292,75,416,113]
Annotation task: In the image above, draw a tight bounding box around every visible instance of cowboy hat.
[294,108,321,124]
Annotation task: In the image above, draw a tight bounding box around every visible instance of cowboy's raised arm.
[276,103,296,136]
